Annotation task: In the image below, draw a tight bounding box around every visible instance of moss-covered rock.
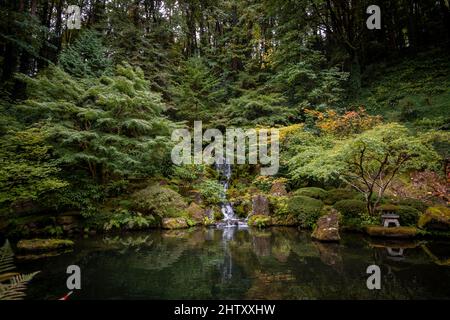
[293,187,327,200]
[161,217,189,229]
[252,194,270,215]
[186,202,205,224]
[287,195,324,229]
[16,238,74,252]
[324,188,359,205]
[365,226,418,238]
[311,209,340,242]
[418,206,450,231]
[131,184,188,218]
[248,215,272,228]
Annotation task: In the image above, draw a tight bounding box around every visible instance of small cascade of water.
[215,160,247,228]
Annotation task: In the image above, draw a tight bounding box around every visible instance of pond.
[16,227,450,300]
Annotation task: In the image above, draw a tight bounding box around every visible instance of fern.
[0,241,40,300]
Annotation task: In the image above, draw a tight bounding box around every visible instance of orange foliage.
[304,107,382,136]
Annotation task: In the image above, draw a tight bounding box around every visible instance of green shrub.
[248,215,272,228]
[104,210,155,231]
[394,198,428,213]
[234,201,252,218]
[324,188,359,205]
[131,184,187,218]
[334,199,378,229]
[194,179,223,205]
[171,165,205,182]
[293,187,327,200]
[252,176,274,192]
[334,199,368,218]
[268,196,289,216]
[378,204,421,226]
[288,195,323,229]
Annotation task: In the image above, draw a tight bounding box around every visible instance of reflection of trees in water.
[22,227,450,299]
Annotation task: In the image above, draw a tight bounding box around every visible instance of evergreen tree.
[17,64,175,183]
[58,30,112,78]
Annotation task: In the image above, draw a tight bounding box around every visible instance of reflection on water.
[16,227,450,300]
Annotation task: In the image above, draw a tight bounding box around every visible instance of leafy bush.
[171,165,205,182]
[194,179,223,205]
[394,198,428,213]
[378,204,421,226]
[334,199,368,218]
[131,184,187,218]
[287,195,323,229]
[48,181,105,218]
[293,187,327,200]
[103,210,155,231]
[252,176,274,192]
[304,107,382,136]
[248,215,272,228]
[334,199,375,229]
[0,127,67,206]
[104,180,129,197]
[269,196,289,216]
[324,188,359,205]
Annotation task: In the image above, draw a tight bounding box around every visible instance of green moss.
[288,195,323,229]
[248,215,272,228]
[365,226,418,238]
[324,188,359,205]
[16,238,74,252]
[293,187,327,200]
[394,198,428,212]
[418,206,450,230]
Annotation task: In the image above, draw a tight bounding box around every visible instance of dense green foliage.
[287,196,324,229]
[293,187,327,200]
[0,0,448,237]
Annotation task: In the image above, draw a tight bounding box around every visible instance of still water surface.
[17,227,450,299]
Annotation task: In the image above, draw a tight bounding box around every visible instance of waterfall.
[216,161,236,222]
[215,160,247,228]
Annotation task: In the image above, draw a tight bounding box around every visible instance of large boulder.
[252,194,270,216]
[16,239,74,252]
[311,209,340,242]
[418,206,450,231]
[186,202,205,224]
[161,217,189,229]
